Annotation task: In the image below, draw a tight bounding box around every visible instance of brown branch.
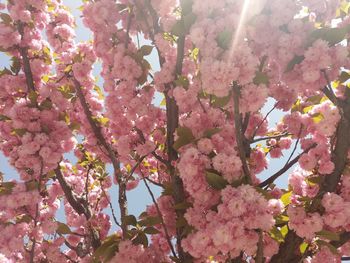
[125,155,146,182]
[54,167,101,249]
[270,231,303,263]
[233,84,251,183]
[259,144,316,188]
[151,151,168,165]
[101,187,121,227]
[17,23,35,93]
[286,126,303,164]
[54,167,88,216]
[124,6,133,49]
[29,204,39,263]
[84,166,91,205]
[322,70,338,106]
[321,88,350,193]
[145,177,164,187]
[251,102,279,140]
[273,88,350,262]
[141,173,178,259]
[251,132,292,144]
[255,230,264,263]
[242,113,251,135]
[72,77,128,238]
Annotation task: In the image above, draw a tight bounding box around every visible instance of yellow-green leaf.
[205,171,228,190]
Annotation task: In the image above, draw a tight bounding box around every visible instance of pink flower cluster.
[182,185,278,260]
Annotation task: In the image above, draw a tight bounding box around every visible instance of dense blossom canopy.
[1,0,350,262]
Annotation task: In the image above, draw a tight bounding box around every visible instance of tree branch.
[255,230,264,263]
[141,173,178,259]
[17,23,35,93]
[250,102,279,140]
[259,144,316,188]
[251,132,292,144]
[54,167,88,216]
[72,77,128,238]
[233,84,252,183]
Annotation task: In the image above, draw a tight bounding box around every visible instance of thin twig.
[101,187,121,227]
[285,126,303,164]
[125,155,146,182]
[251,102,279,140]
[146,177,164,187]
[29,204,39,263]
[72,77,128,238]
[84,166,91,204]
[251,132,292,144]
[151,151,167,165]
[259,143,316,188]
[321,69,338,106]
[124,7,133,49]
[141,173,178,259]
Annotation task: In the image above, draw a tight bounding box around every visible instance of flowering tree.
[2,0,350,262]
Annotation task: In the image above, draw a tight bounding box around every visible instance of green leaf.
[173,126,195,150]
[270,226,284,242]
[307,26,350,47]
[176,216,188,228]
[316,230,340,241]
[307,176,323,185]
[16,214,32,224]
[94,234,120,262]
[307,94,324,105]
[203,128,221,138]
[205,171,228,190]
[28,91,38,105]
[124,215,137,226]
[316,240,339,254]
[69,121,80,131]
[143,227,160,235]
[138,45,154,57]
[216,29,232,50]
[253,71,269,85]
[0,115,11,121]
[275,215,289,226]
[25,180,39,191]
[174,201,191,210]
[40,99,53,110]
[211,93,231,108]
[300,242,309,254]
[280,191,292,206]
[190,47,199,61]
[133,232,148,247]
[10,57,21,75]
[56,222,72,235]
[0,182,16,196]
[0,13,12,24]
[285,55,305,72]
[174,75,190,89]
[280,225,289,237]
[139,211,148,219]
[139,216,162,227]
[12,128,27,137]
[255,187,274,200]
[311,113,324,124]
